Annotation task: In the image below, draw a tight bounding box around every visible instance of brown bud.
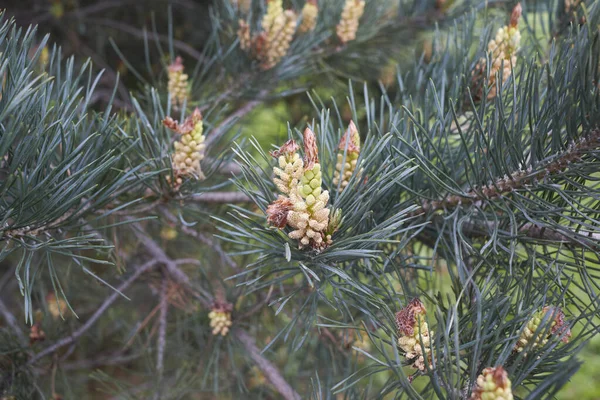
[338,120,361,152]
[395,298,426,336]
[211,301,234,313]
[542,306,571,343]
[510,3,522,27]
[266,196,294,228]
[270,139,300,158]
[163,108,203,135]
[303,127,319,170]
[168,56,184,73]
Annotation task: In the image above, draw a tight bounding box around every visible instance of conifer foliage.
[1,0,600,399]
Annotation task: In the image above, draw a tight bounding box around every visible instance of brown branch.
[88,18,204,61]
[0,297,27,345]
[130,223,213,308]
[60,351,141,371]
[206,90,269,147]
[455,219,600,248]
[160,207,239,271]
[28,259,157,365]
[419,129,600,214]
[235,329,301,400]
[186,191,251,204]
[154,277,169,400]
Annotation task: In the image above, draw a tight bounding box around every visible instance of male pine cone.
[267,128,336,251]
[470,367,513,400]
[167,56,190,109]
[163,108,206,184]
[514,306,571,353]
[299,0,318,33]
[336,0,366,44]
[396,299,434,371]
[333,120,361,190]
[472,3,521,100]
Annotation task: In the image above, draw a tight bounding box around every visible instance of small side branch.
[186,191,251,204]
[160,207,239,271]
[0,297,27,345]
[28,259,157,365]
[419,129,600,214]
[154,277,169,400]
[235,329,301,400]
[207,90,269,147]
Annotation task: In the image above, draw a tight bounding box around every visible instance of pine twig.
[160,207,239,271]
[186,191,251,204]
[206,89,269,147]
[419,129,600,213]
[154,276,169,400]
[235,329,301,400]
[28,259,157,365]
[0,297,27,345]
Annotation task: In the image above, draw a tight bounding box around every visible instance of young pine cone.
[259,9,297,70]
[46,292,67,320]
[267,128,335,251]
[333,120,361,191]
[208,303,233,336]
[472,3,521,100]
[167,56,190,109]
[336,0,365,44]
[514,306,571,353]
[271,139,303,195]
[470,367,513,400]
[163,108,206,185]
[287,128,332,250]
[299,0,318,33]
[238,19,252,51]
[396,299,434,371]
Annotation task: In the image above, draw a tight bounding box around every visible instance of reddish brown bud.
[338,120,361,153]
[395,298,426,336]
[163,108,203,135]
[211,301,234,313]
[266,196,294,228]
[270,139,300,158]
[303,127,319,170]
[510,3,522,27]
[542,306,571,343]
[168,56,184,73]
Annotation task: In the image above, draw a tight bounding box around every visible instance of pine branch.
[154,276,169,400]
[27,259,158,365]
[419,129,600,214]
[0,297,27,345]
[206,90,269,147]
[186,191,251,203]
[131,223,213,308]
[455,219,600,247]
[235,329,301,400]
[160,207,239,271]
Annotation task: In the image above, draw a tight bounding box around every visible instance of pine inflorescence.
[167,56,190,109]
[163,108,206,188]
[472,3,522,100]
[208,302,233,336]
[336,0,366,44]
[333,120,362,191]
[395,299,434,371]
[238,0,298,70]
[514,306,571,353]
[266,128,339,251]
[470,367,514,400]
